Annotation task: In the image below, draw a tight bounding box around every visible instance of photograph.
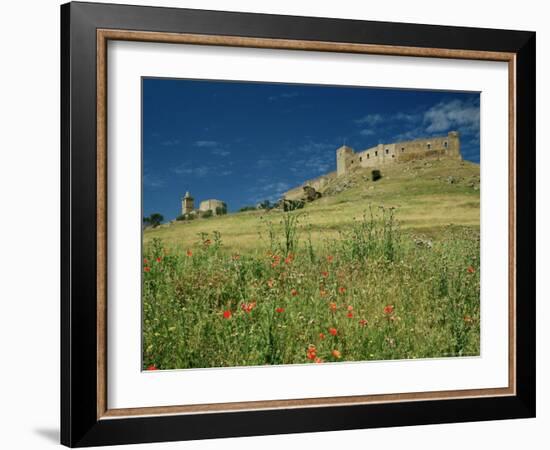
[141,78,481,370]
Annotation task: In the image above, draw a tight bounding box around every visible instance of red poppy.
[143,258,149,264]
[319,332,325,340]
[144,266,150,273]
[306,345,317,360]
[338,287,346,295]
[329,327,338,336]
[347,305,353,311]
[223,310,232,319]
[320,290,328,297]
[358,319,368,326]
[276,307,285,313]
[327,255,334,263]
[347,312,354,318]
[321,271,329,278]
[285,255,293,264]
[467,266,475,274]
[156,257,162,263]
[329,302,337,312]
[146,364,158,371]
[383,305,394,315]
[314,357,324,364]
[291,288,298,297]
[186,249,193,257]
[331,349,341,359]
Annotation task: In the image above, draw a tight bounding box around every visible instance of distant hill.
[144,158,480,254]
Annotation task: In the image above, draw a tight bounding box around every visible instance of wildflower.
[321,271,329,278]
[156,257,162,263]
[328,327,337,336]
[314,357,324,364]
[347,305,353,311]
[383,305,395,315]
[285,254,294,264]
[276,307,285,313]
[329,302,337,312]
[291,288,298,297]
[347,312,353,318]
[271,255,281,267]
[331,349,341,359]
[358,319,368,326]
[306,345,317,360]
[338,287,346,295]
[241,302,256,313]
[464,315,474,324]
[223,310,232,319]
[143,258,149,264]
[327,255,334,263]
[267,278,274,288]
[146,364,158,371]
[144,266,150,273]
[467,266,475,274]
[319,332,325,340]
[320,290,328,298]
[186,249,193,257]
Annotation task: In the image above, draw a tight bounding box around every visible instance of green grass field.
[142,159,480,370]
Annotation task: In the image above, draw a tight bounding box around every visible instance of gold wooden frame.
[96,29,516,420]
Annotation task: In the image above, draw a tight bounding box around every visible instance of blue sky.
[143,78,480,219]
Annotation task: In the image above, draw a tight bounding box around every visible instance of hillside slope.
[145,158,480,253]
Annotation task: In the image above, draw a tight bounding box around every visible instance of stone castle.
[181,191,226,216]
[284,131,461,199]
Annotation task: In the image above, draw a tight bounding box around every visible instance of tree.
[143,213,164,228]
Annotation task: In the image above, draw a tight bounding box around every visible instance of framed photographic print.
[61,1,536,447]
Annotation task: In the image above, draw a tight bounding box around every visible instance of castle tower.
[336,145,354,176]
[446,131,462,160]
[181,191,194,215]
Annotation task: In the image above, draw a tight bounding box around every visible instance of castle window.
[401,147,405,152]
[367,154,370,159]
[359,157,362,162]
[444,141,448,148]
[427,143,431,149]
[385,148,389,154]
[392,155,395,158]
[351,160,354,164]
[375,151,378,156]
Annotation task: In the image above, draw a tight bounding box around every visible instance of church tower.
[181,191,194,215]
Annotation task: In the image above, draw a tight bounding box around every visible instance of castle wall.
[284,172,336,200]
[199,199,225,214]
[338,131,461,175]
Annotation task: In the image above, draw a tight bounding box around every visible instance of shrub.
[239,205,257,212]
[371,169,382,181]
[202,210,213,218]
[143,213,164,228]
[176,214,186,221]
[215,204,228,215]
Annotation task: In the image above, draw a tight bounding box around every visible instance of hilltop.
[144,158,480,254]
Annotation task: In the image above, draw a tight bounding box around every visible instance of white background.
[108,42,509,408]
[0,0,546,449]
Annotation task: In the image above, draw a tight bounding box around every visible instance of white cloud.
[359,129,375,136]
[172,164,211,177]
[194,140,218,148]
[161,139,180,146]
[143,173,165,189]
[354,113,383,126]
[423,99,480,134]
[268,92,299,102]
[211,148,231,157]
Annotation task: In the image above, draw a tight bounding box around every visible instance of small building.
[199,199,226,215]
[181,191,194,215]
